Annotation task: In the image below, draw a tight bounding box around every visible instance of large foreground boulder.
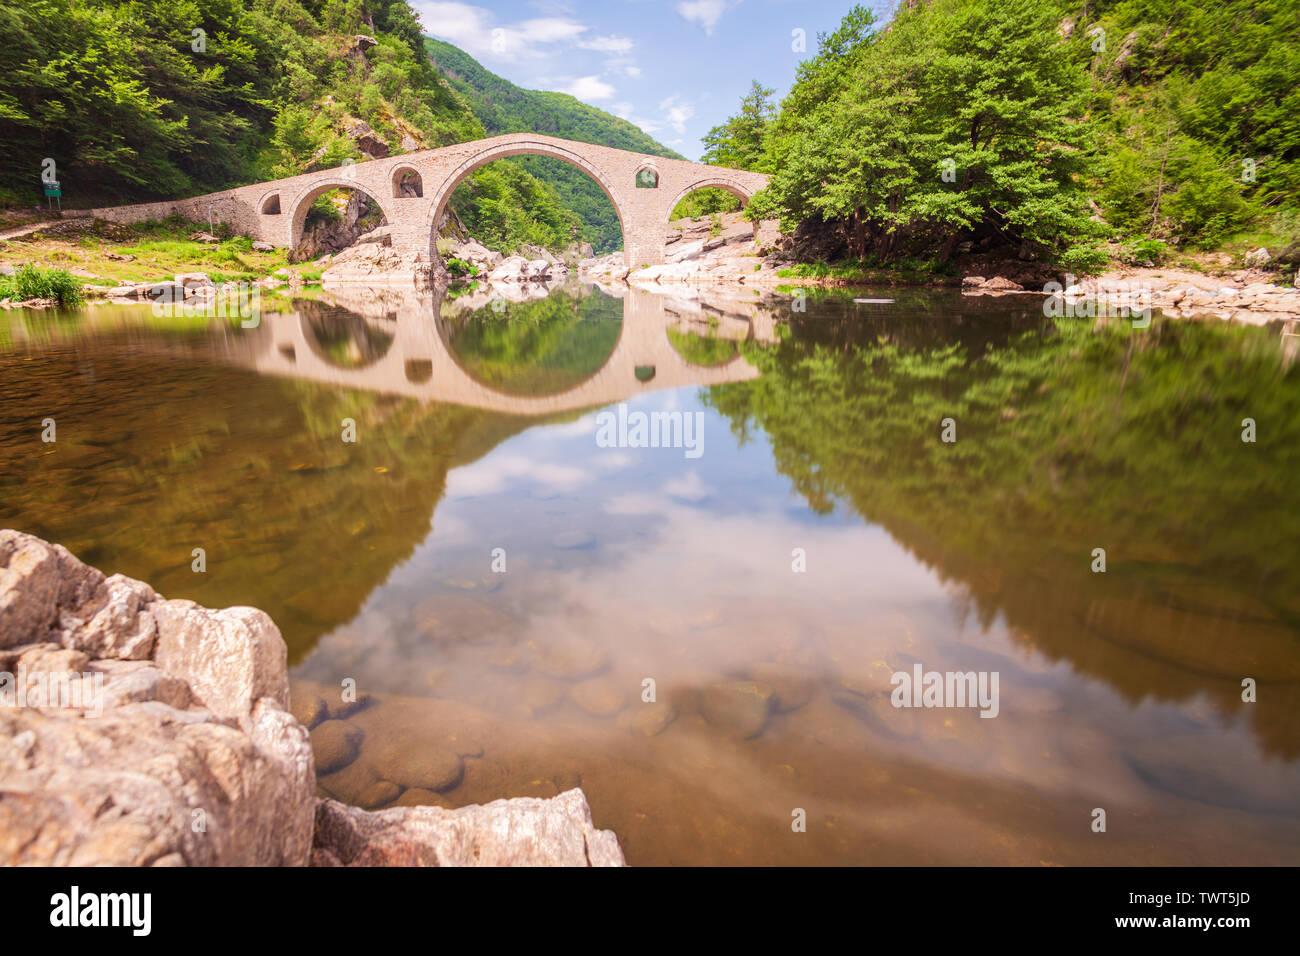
[0,529,315,865]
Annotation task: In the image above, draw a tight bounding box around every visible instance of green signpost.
[42,181,61,211]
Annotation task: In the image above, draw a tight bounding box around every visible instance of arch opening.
[405,359,433,383]
[287,180,391,263]
[261,193,282,215]
[426,142,627,267]
[393,167,423,198]
[665,309,744,368]
[663,180,754,262]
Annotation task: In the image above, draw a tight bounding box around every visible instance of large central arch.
[423,139,627,260]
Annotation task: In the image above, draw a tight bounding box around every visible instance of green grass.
[0,265,84,305]
[2,217,296,285]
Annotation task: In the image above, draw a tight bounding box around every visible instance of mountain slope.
[426,37,682,156]
[426,36,683,253]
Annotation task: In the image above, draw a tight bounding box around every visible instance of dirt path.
[0,216,91,242]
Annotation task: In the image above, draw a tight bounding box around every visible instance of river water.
[2,280,1298,865]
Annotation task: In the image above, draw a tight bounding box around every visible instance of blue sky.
[411,1,893,160]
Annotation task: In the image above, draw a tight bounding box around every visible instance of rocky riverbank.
[6,208,1298,327]
[0,529,625,866]
[961,266,1300,326]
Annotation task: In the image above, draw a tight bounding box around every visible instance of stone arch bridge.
[86,133,770,269]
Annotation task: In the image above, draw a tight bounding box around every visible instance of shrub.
[1058,243,1111,276]
[0,265,84,305]
[1118,237,1171,266]
[444,257,477,277]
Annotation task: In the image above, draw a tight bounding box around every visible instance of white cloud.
[556,75,617,102]
[675,0,736,35]
[663,470,708,501]
[605,58,642,78]
[613,96,696,138]
[446,454,588,498]
[578,35,635,54]
[659,95,696,134]
[415,2,588,60]
[613,102,663,135]
[548,414,598,437]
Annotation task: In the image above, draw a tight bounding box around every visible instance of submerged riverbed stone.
[518,677,567,717]
[748,662,814,713]
[292,692,329,730]
[620,700,678,737]
[318,754,381,804]
[413,594,516,645]
[357,780,402,811]
[366,739,464,792]
[534,638,610,680]
[701,681,775,739]
[310,719,364,773]
[570,677,628,717]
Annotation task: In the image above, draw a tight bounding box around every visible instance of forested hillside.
[0,0,679,255]
[0,0,471,200]
[426,37,684,254]
[706,0,1299,271]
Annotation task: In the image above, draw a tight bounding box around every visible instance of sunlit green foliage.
[0,265,84,305]
[703,0,1298,265]
[450,161,583,255]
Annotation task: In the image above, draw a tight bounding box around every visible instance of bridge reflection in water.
[227,282,776,415]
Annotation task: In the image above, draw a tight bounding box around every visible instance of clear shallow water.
[2,282,1299,865]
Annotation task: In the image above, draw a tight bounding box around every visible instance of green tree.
[700,81,776,173]
[751,0,1101,265]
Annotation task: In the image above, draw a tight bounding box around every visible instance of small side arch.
[391,164,424,198]
[285,179,395,251]
[666,178,754,217]
[259,191,282,215]
[635,160,660,189]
